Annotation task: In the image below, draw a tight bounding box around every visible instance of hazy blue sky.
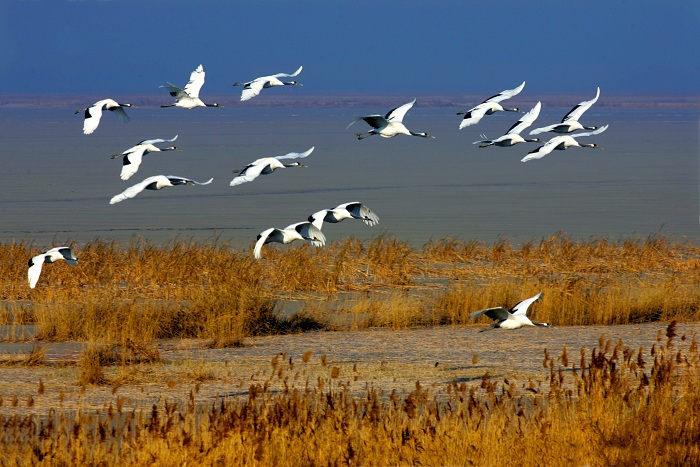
[1,0,698,96]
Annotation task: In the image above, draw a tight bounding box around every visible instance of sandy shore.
[1,321,697,417]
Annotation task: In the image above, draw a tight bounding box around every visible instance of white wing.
[82,102,105,135]
[27,253,46,289]
[528,123,560,136]
[506,101,541,135]
[184,65,205,99]
[285,221,326,247]
[110,175,165,204]
[230,159,271,186]
[254,228,276,259]
[308,209,329,230]
[275,146,315,160]
[569,124,609,139]
[458,103,491,129]
[338,202,380,226]
[510,292,543,316]
[120,146,147,180]
[385,99,416,122]
[521,136,567,162]
[240,79,267,101]
[167,175,213,186]
[138,135,178,145]
[562,87,600,123]
[272,66,303,78]
[484,81,525,104]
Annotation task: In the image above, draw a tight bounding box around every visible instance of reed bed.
[1,233,699,344]
[0,323,697,465]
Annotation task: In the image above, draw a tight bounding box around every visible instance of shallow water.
[1,104,698,249]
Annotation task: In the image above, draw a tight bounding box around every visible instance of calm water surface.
[1,104,698,249]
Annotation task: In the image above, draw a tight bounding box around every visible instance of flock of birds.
[32,66,607,329]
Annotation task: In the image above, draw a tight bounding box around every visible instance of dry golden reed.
[0,323,698,466]
[2,233,699,345]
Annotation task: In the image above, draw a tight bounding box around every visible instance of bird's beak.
[110,154,120,159]
[74,109,82,114]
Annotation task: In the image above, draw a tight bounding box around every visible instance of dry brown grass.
[0,323,697,465]
[2,233,699,345]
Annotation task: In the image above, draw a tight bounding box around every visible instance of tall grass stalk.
[2,233,699,344]
[0,324,697,465]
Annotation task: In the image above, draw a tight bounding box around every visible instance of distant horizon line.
[1,92,699,110]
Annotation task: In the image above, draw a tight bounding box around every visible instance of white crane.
[75,99,135,135]
[470,292,548,331]
[27,247,78,289]
[529,87,600,135]
[521,125,608,162]
[230,147,314,187]
[254,221,326,259]
[161,65,221,109]
[308,202,379,230]
[111,136,180,180]
[457,82,525,129]
[109,175,213,204]
[233,66,304,101]
[473,101,542,148]
[348,99,434,140]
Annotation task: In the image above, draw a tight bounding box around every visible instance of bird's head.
[207,103,222,108]
[415,132,435,139]
[285,81,303,86]
[286,162,307,168]
[165,146,180,151]
[120,103,136,108]
[74,109,84,115]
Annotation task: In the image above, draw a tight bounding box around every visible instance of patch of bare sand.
[0,322,698,417]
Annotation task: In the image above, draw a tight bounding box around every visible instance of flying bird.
[529,87,600,135]
[111,136,180,180]
[109,175,213,204]
[76,99,135,135]
[473,101,542,148]
[254,221,326,259]
[233,66,303,101]
[470,292,548,331]
[348,99,434,140]
[27,247,78,289]
[457,82,525,129]
[521,125,609,162]
[161,65,221,109]
[308,202,379,230]
[230,147,314,187]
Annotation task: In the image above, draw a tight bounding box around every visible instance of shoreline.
[2,92,700,110]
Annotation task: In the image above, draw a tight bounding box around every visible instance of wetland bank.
[1,235,699,465]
